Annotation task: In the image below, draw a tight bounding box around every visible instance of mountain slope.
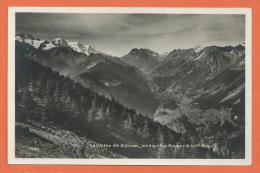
[151,45,245,98]
[71,53,158,116]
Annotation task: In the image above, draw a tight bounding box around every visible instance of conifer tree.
[142,118,150,138]
[96,105,105,120]
[157,126,166,158]
[87,97,97,121]
[53,82,60,102]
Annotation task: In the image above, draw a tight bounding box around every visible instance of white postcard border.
[8,7,252,165]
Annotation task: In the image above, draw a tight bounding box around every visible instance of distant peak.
[76,41,85,47]
[128,48,159,57]
[16,33,36,40]
[53,37,67,42]
[52,37,68,46]
[203,45,235,52]
[192,46,203,53]
[234,44,245,51]
[130,48,150,52]
[129,48,142,54]
[235,44,245,48]
[169,48,196,56]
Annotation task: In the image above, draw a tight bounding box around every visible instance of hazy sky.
[16,13,245,56]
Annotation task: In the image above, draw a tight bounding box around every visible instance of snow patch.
[86,62,98,69]
[220,84,244,103]
[52,37,68,47]
[194,53,204,61]
[67,41,92,55]
[187,70,193,74]
[42,42,55,50]
[193,46,203,53]
[234,98,241,105]
[101,80,122,87]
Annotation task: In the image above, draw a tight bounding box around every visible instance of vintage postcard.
[8,7,252,165]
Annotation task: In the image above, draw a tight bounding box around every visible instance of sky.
[16,13,245,56]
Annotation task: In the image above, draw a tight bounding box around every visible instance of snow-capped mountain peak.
[52,37,69,47]
[67,41,101,55]
[193,46,203,53]
[16,33,44,49]
[16,33,36,40]
[15,33,104,56]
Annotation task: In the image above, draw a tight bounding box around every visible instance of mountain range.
[15,33,246,158]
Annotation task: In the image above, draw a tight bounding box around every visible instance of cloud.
[16,13,245,56]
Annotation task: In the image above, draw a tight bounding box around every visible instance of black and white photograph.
[8,8,252,165]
